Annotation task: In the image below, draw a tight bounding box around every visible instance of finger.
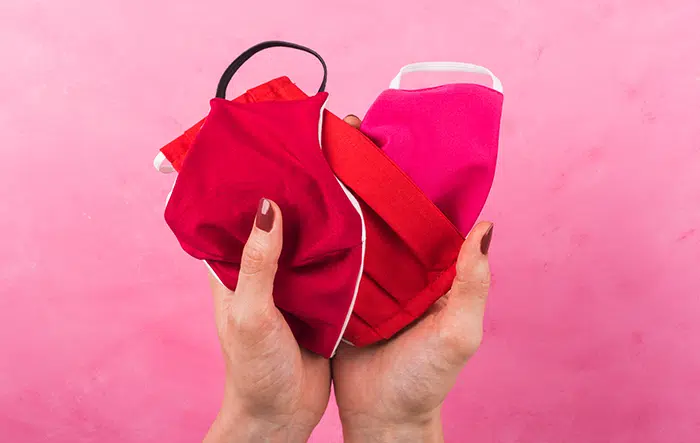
[343,114,362,129]
[436,222,493,360]
[234,198,284,310]
[449,222,494,318]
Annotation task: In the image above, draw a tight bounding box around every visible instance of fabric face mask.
[154,42,503,352]
[161,42,366,358]
[360,62,504,237]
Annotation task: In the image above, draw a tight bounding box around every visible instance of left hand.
[204,198,331,443]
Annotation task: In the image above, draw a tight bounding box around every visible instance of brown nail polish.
[480,224,494,255]
[255,198,274,232]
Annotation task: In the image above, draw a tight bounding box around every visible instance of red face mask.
[155,42,503,355]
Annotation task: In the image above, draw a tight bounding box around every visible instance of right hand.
[331,115,495,443]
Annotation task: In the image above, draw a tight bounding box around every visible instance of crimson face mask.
[162,42,366,358]
[155,42,503,355]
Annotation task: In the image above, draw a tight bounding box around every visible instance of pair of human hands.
[203,116,494,443]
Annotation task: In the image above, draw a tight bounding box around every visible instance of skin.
[203,199,331,443]
[204,116,493,443]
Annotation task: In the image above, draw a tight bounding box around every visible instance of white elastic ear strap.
[389,61,503,93]
[153,152,175,173]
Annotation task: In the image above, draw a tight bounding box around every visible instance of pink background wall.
[1,0,699,441]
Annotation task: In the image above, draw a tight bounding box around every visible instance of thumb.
[234,198,283,311]
[445,222,493,327]
[450,221,493,307]
[436,222,493,361]
[343,114,362,129]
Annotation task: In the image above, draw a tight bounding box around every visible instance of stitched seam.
[360,271,415,321]
[347,309,384,338]
[374,258,459,336]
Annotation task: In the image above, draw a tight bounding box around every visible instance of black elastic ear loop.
[215,41,327,99]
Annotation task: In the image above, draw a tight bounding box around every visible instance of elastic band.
[153,152,175,173]
[216,41,327,99]
[389,61,503,93]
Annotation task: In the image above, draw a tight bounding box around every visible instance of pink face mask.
[360,62,504,236]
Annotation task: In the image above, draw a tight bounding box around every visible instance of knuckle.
[240,241,268,276]
[452,277,490,298]
[439,324,483,363]
[463,330,484,355]
[453,266,491,296]
[470,260,491,284]
[477,270,492,294]
[223,301,278,341]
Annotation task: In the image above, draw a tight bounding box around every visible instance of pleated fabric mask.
[340,62,503,345]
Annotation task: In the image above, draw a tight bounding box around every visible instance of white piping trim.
[204,260,225,286]
[317,95,366,357]
[164,173,177,206]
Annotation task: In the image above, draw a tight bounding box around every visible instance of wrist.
[341,411,444,443]
[204,405,313,443]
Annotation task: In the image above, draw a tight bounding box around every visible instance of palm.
[264,313,331,422]
[333,114,486,423]
[332,292,476,423]
[214,278,331,425]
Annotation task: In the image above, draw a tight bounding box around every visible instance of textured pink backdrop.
[1,1,700,442]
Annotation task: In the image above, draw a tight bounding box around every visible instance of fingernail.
[480,224,494,255]
[255,198,274,233]
[343,114,362,129]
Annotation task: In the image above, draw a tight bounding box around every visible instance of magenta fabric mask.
[360,62,504,235]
